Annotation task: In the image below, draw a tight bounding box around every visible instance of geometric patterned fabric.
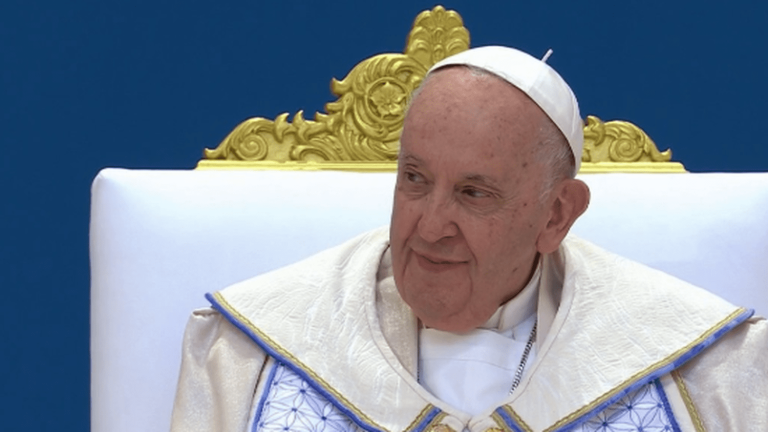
[575,380,678,432]
[253,363,365,432]
[253,362,679,432]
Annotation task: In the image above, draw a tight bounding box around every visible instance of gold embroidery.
[543,308,746,431]
[493,408,533,432]
[428,424,455,432]
[405,406,443,432]
[672,370,707,432]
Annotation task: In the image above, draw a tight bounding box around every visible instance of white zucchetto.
[428,46,583,172]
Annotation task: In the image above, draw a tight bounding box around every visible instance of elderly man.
[172,47,767,431]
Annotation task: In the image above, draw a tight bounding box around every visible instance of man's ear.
[536,179,590,254]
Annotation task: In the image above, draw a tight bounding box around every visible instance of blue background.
[1,0,766,429]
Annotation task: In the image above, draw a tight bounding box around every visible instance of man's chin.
[417,311,485,333]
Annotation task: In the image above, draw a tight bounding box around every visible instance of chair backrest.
[90,168,768,432]
[89,6,768,432]
[90,169,397,432]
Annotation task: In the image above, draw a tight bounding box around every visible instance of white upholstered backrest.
[89,168,768,432]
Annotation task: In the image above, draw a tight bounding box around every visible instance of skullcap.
[428,46,583,172]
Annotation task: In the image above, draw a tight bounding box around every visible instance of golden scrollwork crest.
[198,5,684,173]
[200,6,468,170]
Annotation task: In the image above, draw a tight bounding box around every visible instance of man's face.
[390,67,553,332]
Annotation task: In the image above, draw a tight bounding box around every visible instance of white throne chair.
[89,6,768,432]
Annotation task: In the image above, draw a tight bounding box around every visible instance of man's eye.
[405,172,423,183]
[462,188,489,199]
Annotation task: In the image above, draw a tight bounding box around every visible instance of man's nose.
[416,193,459,243]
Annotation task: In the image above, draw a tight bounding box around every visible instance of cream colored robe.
[171,227,768,432]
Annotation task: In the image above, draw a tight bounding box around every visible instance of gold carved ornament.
[197,6,685,173]
[580,116,685,173]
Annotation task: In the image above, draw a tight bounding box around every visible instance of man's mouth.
[413,251,467,270]
[423,255,456,264]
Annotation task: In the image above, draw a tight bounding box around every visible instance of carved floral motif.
[203,5,469,163]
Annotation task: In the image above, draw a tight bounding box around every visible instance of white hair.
[535,115,576,192]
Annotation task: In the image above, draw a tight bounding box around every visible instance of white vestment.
[418,258,541,415]
[171,227,768,432]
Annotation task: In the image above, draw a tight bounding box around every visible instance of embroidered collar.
[210,228,750,432]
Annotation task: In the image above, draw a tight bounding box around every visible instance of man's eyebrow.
[463,173,500,187]
[400,154,424,165]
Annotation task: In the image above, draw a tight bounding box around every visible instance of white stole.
[419,263,541,415]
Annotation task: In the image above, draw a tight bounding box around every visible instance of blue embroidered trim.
[548,308,753,432]
[207,293,386,432]
[254,362,367,432]
[560,384,644,432]
[409,407,442,432]
[573,380,675,431]
[654,379,682,432]
[493,407,527,432]
[669,308,754,370]
[251,361,279,432]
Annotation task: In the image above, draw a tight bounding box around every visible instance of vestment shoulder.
[171,308,268,431]
[217,226,390,316]
[675,316,768,430]
[562,235,739,314]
